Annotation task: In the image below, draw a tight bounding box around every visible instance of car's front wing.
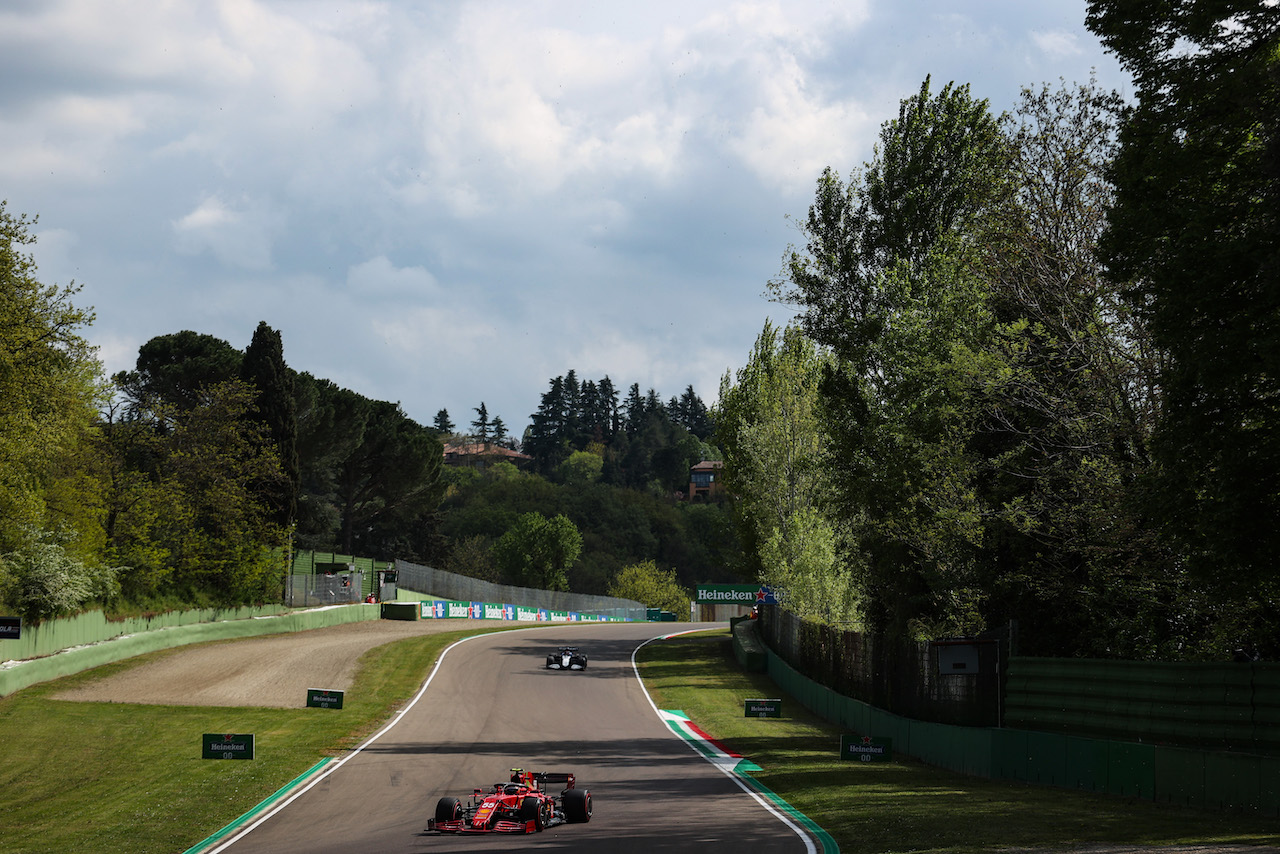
[428,818,538,834]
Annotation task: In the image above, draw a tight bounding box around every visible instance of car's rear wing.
[534,771,576,790]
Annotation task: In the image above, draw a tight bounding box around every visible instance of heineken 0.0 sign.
[744,698,782,718]
[306,688,344,709]
[203,733,255,760]
[840,735,892,762]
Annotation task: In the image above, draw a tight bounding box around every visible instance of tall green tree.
[114,331,241,418]
[716,321,852,623]
[0,201,107,566]
[470,402,491,444]
[334,399,444,558]
[105,381,288,603]
[432,408,454,435]
[771,79,1012,640]
[292,373,372,549]
[607,559,690,618]
[240,321,298,527]
[492,511,581,591]
[1086,3,1280,612]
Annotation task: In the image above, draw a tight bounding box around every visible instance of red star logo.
[862,735,873,744]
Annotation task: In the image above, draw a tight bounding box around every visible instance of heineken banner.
[203,733,255,760]
[694,584,779,605]
[418,600,614,622]
[840,735,892,762]
[306,688,344,709]
[744,698,782,718]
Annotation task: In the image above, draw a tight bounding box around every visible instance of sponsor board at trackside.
[693,584,780,605]
[202,733,255,760]
[418,601,622,622]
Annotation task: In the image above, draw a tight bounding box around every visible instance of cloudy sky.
[2,0,1128,438]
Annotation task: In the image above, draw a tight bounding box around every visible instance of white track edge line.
[630,631,818,854]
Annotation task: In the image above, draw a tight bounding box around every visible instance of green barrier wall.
[0,605,289,661]
[1005,657,1280,754]
[730,619,767,672]
[763,645,1280,815]
[0,604,380,698]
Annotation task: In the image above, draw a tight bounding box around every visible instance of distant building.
[442,442,532,470]
[688,460,723,500]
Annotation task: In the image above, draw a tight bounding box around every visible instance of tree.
[334,399,444,557]
[491,512,582,591]
[444,534,500,582]
[292,373,372,549]
[0,201,107,566]
[432,408,454,435]
[716,321,853,623]
[770,79,1011,640]
[1086,3,1280,608]
[470,402,491,445]
[0,529,119,622]
[105,381,289,603]
[970,79,1180,656]
[490,415,508,447]
[558,449,603,485]
[114,331,241,418]
[240,321,298,527]
[607,559,690,618]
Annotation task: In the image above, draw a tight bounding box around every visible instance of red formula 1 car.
[427,768,592,834]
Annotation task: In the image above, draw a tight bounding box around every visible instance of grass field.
[635,631,1280,854]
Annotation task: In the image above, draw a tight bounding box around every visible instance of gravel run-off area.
[52,618,476,708]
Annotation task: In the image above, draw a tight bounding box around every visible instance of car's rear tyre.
[563,788,591,823]
[434,796,462,824]
[518,797,544,831]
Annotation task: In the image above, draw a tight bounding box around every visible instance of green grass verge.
[635,631,1280,854]
[0,625,522,854]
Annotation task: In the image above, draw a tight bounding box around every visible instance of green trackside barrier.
[731,618,767,673]
[761,642,1280,815]
[380,602,419,621]
[0,603,380,698]
[0,604,290,661]
[1005,657,1280,753]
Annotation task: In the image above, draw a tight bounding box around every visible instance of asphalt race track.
[207,621,817,853]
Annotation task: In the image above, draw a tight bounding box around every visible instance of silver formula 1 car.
[545,646,588,670]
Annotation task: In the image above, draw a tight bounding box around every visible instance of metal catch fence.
[285,571,366,607]
[759,606,1003,727]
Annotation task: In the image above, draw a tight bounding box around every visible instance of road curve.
[209,621,815,853]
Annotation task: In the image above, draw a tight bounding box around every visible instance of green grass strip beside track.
[660,709,839,854]
[181,759,334,854]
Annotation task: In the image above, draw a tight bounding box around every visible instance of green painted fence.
[0,605,288,661]
[762,645,1280,815]
[1005,657,1280,754]
[291,550,393,596]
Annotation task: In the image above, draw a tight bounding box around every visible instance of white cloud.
[1032,29,1083,59]
[346,256,441,299]
[172,195,278,270]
